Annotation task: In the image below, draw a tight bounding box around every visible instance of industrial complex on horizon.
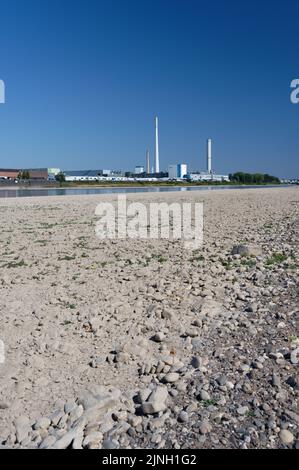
[0,117,296,184]
[0,117,231,183]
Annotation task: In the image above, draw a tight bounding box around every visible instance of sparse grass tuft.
[241,258,256,268]
[66,303,76,309]
[265,252,287,265]
[201,399,217,407]
[190,255,205,262]
[3,259,27,268]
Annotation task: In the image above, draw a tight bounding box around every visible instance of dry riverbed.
[0,187,298,449]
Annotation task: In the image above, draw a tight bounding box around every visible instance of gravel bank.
[0,187,298,449]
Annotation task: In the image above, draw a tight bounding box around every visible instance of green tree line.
[229,172,280,184]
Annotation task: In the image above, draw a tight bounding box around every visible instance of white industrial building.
[187,173,229,182]
[134,166,144,174]
[168,165,178,179]
[168,163,188,179]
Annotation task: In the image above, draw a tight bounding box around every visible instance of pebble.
[237,406,249,416]
[51,429,78,449]
[14,416,31,443]
[39,435,57,449]
[83,432,103,448]
[185,329,198,338]
[178,411,189,423]
[191,356,202,368]
[216,375,227,386]
[152,332,165,342]
[199,390,211,401]
[290,347,299,365]
[163,373,180,383]
[102,438,119,449]
[33,417,51,431]
[279,429,294,445]
[127,415,143,427]
[231,244,262,257]
[199,420,212,434]
[64,401,77,414]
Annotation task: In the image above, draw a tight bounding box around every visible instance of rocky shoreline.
[0,187,298,449]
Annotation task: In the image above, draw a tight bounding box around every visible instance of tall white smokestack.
[146,149,150,174]
[155,116,160,173]
[207,138,212,174]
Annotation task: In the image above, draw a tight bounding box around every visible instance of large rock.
[142,386,168,414]
[73,387,121,430]
[51,429,79,449]
[231,244,262,257]
[14,416,31,444]
[77,385,121,410]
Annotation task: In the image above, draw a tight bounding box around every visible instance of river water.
[0,184,292,198]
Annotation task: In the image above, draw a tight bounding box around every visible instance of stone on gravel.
[199,420,212,434]
[191,356,202,368]
[142,386,168,414]
[152,332,165,342]
[33,417,51,431]
[102,438,119,449]
[39,435,57,449]
[290,347,299,365]
[163,373,180,383]
[279,429,294,445]
[178,411,189,423]
[231,244,262,257]
[14,416,31,444]
[199,390,211,401]
[51,429,78,449]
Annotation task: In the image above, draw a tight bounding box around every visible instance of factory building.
[187,173,229,182]
[0,169,19,180]
[168,165,177,179]
[63,169,126,181]
[168,163,188,179]
[63,170,103,181]
[27,169,48,179]
[0,168,49,180]
[47,168,61,176]
[134,166,144,174]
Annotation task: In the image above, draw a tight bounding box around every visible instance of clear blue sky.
[0,0,298,177]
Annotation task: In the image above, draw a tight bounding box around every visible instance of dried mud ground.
[0,187,298,449]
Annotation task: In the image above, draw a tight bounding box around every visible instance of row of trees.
[18,170,30,180]
[229,172,280,184]
[55,172,65,182]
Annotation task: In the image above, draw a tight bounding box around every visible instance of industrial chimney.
[155,116,160,174]
[146,149,150,174]
[207,138,212,174]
